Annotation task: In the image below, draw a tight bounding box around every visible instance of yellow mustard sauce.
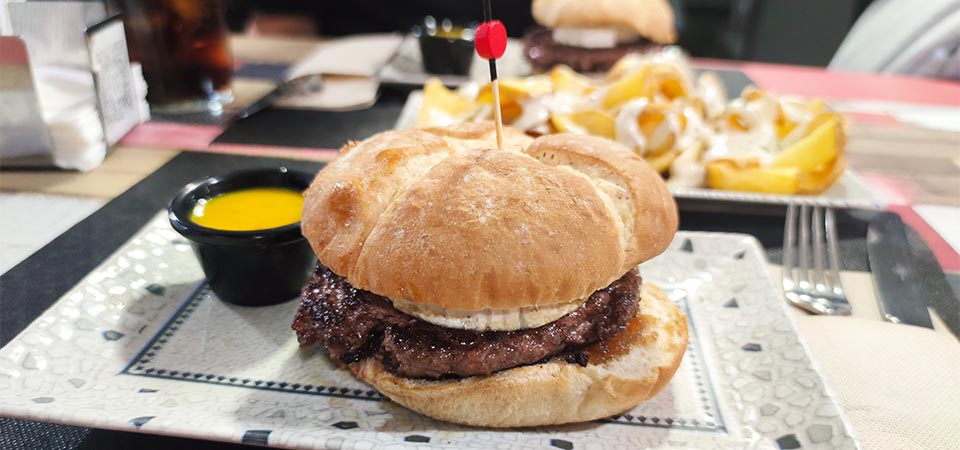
[434,27,467,39]
[190,188,304,231]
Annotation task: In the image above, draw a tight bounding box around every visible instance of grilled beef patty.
[523,27,661,73]
[292,265,641,379]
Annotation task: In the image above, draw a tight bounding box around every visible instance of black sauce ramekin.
[413,17,476,75]
[168,167,316,306]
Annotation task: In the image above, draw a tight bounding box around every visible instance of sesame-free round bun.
[349,282,688,427]
[532,0,677,44]
[301,122,677,311]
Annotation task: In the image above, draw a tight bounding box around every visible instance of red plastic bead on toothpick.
[475,1,507,149]
[475,21,507,60]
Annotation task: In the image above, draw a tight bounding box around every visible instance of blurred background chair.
[829,0,960,80]
[683,0,875,66]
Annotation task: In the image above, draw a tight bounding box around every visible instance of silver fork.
[782,204,852,315]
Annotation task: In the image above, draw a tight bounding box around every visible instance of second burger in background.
[524,0,677,72]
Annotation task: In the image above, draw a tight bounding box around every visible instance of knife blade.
[235,73,324,120]
[866,211,933,328]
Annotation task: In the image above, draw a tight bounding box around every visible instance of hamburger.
[523,0,677,72]
[292,122,687,427]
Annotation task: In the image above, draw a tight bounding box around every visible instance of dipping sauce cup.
[168,168,316,306]
[414,16,476,75]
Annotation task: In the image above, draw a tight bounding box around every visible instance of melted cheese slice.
[390,298,585,331]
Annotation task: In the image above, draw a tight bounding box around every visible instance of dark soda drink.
[113,0,233,113]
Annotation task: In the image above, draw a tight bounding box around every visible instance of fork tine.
[782,204,850,316]
[782,204,798,288]
[825,207,844,294]
[812,206,827,291]
[797,205,811,289]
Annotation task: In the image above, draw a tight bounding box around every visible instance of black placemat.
[0,417,252,450]
[212,90,408,149]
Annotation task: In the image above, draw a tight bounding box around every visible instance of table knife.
[235,73,324,120]
[866,211,934,328]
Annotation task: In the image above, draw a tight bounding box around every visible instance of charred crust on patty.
[523,27,662,73]
[292,265,642,379]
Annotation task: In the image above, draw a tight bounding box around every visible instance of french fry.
[706,151,845,195]
[637,104,686,156]
[604,64,689,110]
[550,110,616,139]
[798,156,847,194]
[646,65,688,100]
[772,113,845,172]
[706,160,801,195]
[417,78,478,127]
[645,149,680,173]
[550,65,596,96]
[776,98,826,139]
[477,76,553,103]
[603,66,650,109]
[477,76,553,123]
[606,53,647,81]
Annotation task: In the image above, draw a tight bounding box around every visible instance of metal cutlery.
[235,73,324,120]
[866,211,934,328]
[782,204,852,315]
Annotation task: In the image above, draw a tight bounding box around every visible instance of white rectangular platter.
[0,213,859,449]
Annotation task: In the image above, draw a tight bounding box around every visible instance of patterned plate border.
[120,283,383,401]
[120,284,727,433]
[605,290,726,432]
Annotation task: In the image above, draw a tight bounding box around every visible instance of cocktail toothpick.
[475,0,508,149]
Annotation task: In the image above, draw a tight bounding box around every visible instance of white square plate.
[394,91,883,210]
[0,213,859,449]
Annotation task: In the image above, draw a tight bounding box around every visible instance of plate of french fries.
[394,48,881,208]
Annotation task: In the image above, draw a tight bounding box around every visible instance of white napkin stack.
[33,65,103,171]
[31,64,150,172]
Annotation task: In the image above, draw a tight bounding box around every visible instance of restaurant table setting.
[2,2,960,450]
[3,142,959,450]
[3,122,959,450]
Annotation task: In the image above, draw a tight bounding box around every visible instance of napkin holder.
[0,2,143,171]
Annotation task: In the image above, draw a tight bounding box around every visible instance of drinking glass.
[112,0,233,114]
